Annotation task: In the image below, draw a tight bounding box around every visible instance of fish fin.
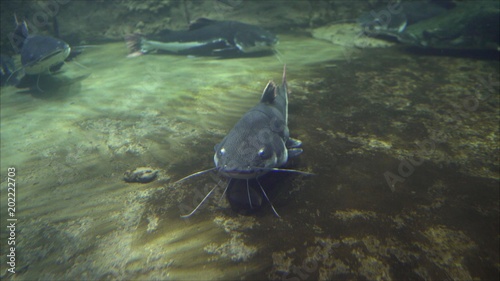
[286,138,302,148]
[189,18,217,30]
[287,148,303,158]
[11,17,29,53]
[124,33,145,56]
[260,81,277,103]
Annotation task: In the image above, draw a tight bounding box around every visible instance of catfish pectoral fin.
[286,138,302,148]
[287,148,303,158]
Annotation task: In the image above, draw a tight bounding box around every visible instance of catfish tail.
[124,33,145,58]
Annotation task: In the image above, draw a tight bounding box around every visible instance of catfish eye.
[258,147,272,159]
[219,147,226,156]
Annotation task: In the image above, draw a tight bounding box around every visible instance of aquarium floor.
[1,35,498,280]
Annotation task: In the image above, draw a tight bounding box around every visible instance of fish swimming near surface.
[125,18,278,57]
[174,65,311,217]
[8,16,72,90]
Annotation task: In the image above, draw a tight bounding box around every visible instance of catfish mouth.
[220,171,259,179]
[40,48,67,61]
[24,45,71,75]
[218,167,268,179]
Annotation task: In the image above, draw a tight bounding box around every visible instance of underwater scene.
[0,0,498,280]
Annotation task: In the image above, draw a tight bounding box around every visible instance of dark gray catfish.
[213,66,303,178]
[11,18,71,75]
[175,66,310,217]
[8,16,72,89]
[125,18,278,57]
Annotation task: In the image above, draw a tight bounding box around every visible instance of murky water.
[1,33,499,280]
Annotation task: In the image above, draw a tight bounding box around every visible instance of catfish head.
[214,68,291,179]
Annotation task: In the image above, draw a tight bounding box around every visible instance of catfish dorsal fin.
[11,16,29,53]
[189,18,217,30]
[282,64,289,95]
[260,81,277,103]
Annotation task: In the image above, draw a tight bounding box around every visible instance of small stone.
[123,167,159,183]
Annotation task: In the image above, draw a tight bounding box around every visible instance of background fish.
[125,18,278,57]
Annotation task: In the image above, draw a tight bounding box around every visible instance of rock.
[123,167,159,183]
[311,23,395,48]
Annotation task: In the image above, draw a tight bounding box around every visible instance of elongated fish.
[174,66,311,217]
[125,18,278,57]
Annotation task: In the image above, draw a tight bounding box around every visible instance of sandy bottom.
[0,34,498,280]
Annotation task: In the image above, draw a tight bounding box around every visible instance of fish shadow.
[16,73,90,99]
[226,171,291,216]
